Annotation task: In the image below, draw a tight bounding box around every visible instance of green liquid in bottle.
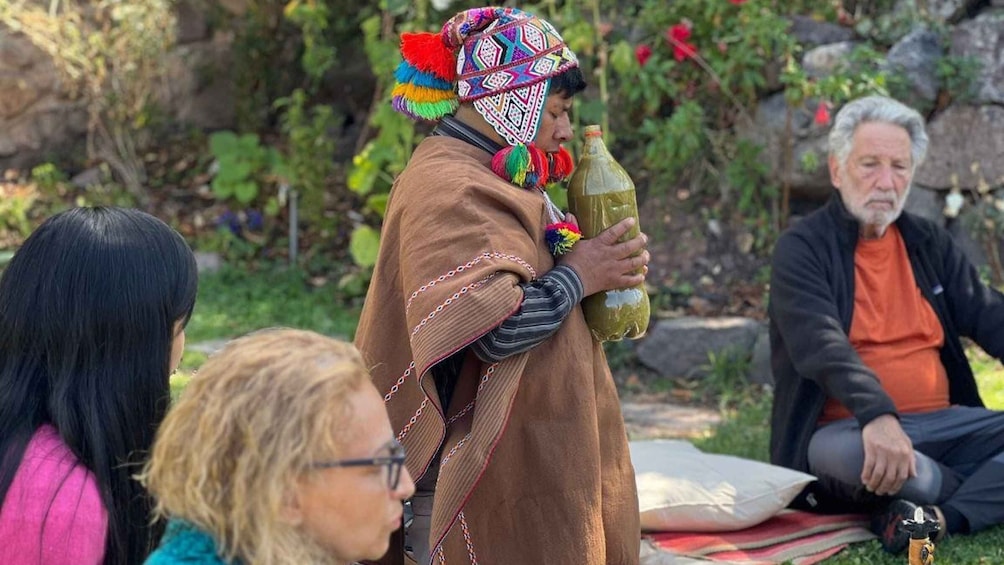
[566,126,650,342]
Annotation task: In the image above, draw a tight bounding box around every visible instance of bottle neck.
[582,134,610,158]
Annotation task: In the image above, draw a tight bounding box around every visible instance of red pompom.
[400,32,457,82]
[550,145,574,181]
[528,143,549,187]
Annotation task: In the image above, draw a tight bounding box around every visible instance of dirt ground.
[635,191,770,322]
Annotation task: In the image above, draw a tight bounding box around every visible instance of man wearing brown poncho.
[355,7,648,565]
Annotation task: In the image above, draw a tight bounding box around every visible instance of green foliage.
[638,101,707,188]
[936,54,982,104]
[726,139,776,252]
[185,263,361,344]
[799,150,820,174]
[348,225,381,268]
[229,1,302,130]
[284,0,337,83]
[692,388,771,462]
[960,183,1004,285]
[0,184,38,239]
[853,13,916,46]
[208,131,282,205]
[699,346,757,411]
[782,44,892,109]
[344,11,421,269]
[626,0,800,118]
[610,0,806,249]
[30,163,67,193]
[195,226,263,263]
[275,88,339,227]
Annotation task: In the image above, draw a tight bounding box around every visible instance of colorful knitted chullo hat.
[392,6,579,192]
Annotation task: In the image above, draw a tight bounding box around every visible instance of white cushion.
[630,439,815,532]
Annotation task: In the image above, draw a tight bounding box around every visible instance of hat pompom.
[492,144,531,188]
[545,221,582,255]
[492,143,555,190]
[549,146,574,182]
[393,33,459,121]
[400,32,457,82]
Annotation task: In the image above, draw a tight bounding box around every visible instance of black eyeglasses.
[312,439,407,490]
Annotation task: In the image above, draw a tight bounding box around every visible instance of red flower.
[814,100,832,126]
[666,23,697,62]
[729,0,748,4]
[635,44,653,66]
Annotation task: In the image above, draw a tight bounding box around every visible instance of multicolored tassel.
[549,146,574,183]
[399,32,456,81]
[490,143,560,190]
[545,221,582,255]
[391,32,459,121]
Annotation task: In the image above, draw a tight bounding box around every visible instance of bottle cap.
[584,125,603,137]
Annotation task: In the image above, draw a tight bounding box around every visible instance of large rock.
[742,93,833,201]
[802,41,857,79]
[0,19,236,169]
[158,34,236,130]
[636,317,763,379]
[787,16,856,49]
[175,0,211,44]
[0,30,48,69]
[897,0,984,21]
[915,105,1004,189]
[950,9,1004,105]
[885,28,942,112]
[0,33,59,119]
[904,184,946,227]
[0,32,89,166]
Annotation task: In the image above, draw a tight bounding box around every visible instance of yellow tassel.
[391,82,457,103]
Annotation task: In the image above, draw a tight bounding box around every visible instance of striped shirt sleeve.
[471,265,584,362]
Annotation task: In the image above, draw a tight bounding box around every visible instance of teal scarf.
[145,519,238,565]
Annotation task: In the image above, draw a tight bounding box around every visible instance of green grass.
[185,264,360,343]
[170,264,361,392]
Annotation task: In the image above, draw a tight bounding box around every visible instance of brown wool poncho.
[355,136,639,565]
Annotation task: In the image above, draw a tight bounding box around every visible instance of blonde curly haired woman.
[141,329,415,565]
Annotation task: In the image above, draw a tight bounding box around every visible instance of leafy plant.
[725,139,777,252]
[275,89,339,226]
[208,131,283,206]
[283,0,337,84]
[29,163,68,194]
[936,54,982,105]
[699,346,755,411]
[344,10,421,268]
[0,183,38,240]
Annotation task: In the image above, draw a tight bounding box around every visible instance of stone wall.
[0,0,235,171]
[740,3,1004,269]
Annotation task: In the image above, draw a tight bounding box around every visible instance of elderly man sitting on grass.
[768,95,1004,555]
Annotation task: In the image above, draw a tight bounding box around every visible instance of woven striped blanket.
[641,510,876,565]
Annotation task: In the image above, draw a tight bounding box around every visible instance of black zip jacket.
[768,194,1004,512]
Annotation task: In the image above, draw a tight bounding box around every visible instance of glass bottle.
[566,125,650,341]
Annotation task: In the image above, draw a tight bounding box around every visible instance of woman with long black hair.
[0,207,198,565]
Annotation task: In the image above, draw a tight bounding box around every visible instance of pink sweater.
[0,425,108,565]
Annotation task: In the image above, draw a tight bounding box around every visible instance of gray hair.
[828,95,929,169]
